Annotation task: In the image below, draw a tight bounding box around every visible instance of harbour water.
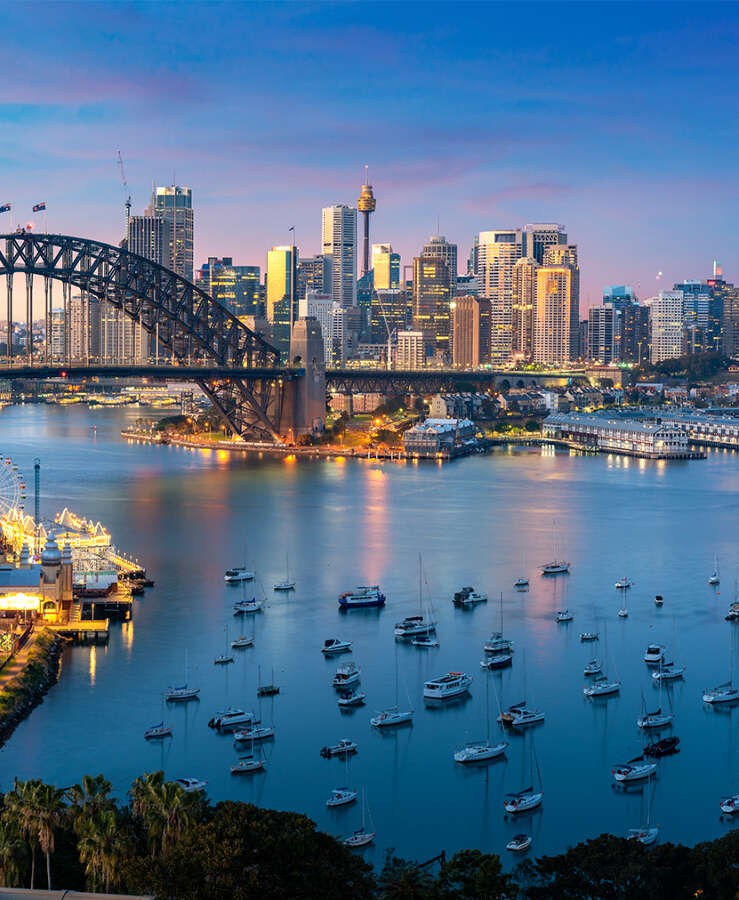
[1,403,738,864]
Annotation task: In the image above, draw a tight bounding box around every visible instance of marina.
[1,404,739,868]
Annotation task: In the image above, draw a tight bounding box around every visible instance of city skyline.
[1,2,738,305]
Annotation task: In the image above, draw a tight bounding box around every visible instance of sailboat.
[627,772,659,845]
[618,587,629,619]
[230,730,266,775]
[145,698,172,739]
[709,554,721,586]
[327,753,357,807]
[395,554,436,637]
[652,622,685,681]
[637,686,673,729]
[257,665,280,696]
[482,594,513,667]
[514,551,529,589]
[165,650,200,701]
[370,643,414,728]
[703,626,739,704]
[214,626,234,665]
[584,624,619,696]
[540,521,570,575]
[273,553,295,591]
[504,734,543,813]
[454,667,508,763]
[343,788,376,848]
[224,541,255,582]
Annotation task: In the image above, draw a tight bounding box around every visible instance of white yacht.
[214,653,234,665]
[615,577,633,590]
[583,659,602,676]
[326,787,357,808]
[627,826,659,846]
[644,644,665,665]
[506,834,532,852]
[165,684,200,702]
[394,615,435,638]
[504,788,543,813]
[370,706,413,727]
[457,590,488,607]
[211,709,256,732]
[233,597,263,615]
[514,576,529,589]
[541,562,569,576]
[208,706,249,729]
[234,725,274,742]
[612,759,657,783]
[412,635,439,648]
[273,553,295,591]
[320,739,358,759]
[175,777,207,792]
[484,632,514,654]
[618,608,629,619]
[423,671,472,700]
[338,689,366,708]
[510,707,545,728]
[579,631,598,641]
[322,638,352,655]
[224,567,254,583]
[333,663,361,688]
[652,662,685,682]
[703,682,739,704]
[454,740,508,764]
[343,790,375,848]
[556,610,573,623]
[709,555,720,585]
[637,708,673,729]
[720,794,739,815]
[230,756,265,775]
[144,722,172,740]
[584,676,620,697]
[337,585,386,609]
[231,635,254,649]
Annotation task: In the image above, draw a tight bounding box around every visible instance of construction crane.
[116,149,131,234]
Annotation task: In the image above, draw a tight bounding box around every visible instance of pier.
[46,619,110,641]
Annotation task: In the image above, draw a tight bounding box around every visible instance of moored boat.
[338,585,386,609]
[720,793,739,814]
[233,725,275,742]
[584,659,602,676]
[320,739,358,758]
[480,652,513,671]
[326,787,357,807]
[506,833,532,852]
[555,610,573,623]
[394,615,435,637]
[224,567,254,583]
[412,634,439,648]
[580,631,598,641]
[644,736,680,757]
[370,706,413,727]
[584,675,620,697]
[423,671,472,700]
[230,756,265,775]
[612,758,657,783]
[322,638,353,655]
[644,644,665,665]
[333,662,361,688]
[338,689,366,708]
[144,722,172,740]
[175,777,207,792]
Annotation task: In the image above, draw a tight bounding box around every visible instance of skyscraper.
[372,244,400,290]
[477,229,524,361]
[646,291,685,363]
[511,257,539,359]
[151,185,194,282]
[524,223,567,264]
[69,294,101,362]
[396,331,425,369]
[322,205,357,307]
[357,175,376,278]
[127,215,172,268]
[197,258,261,317]
[421,236,457,289]
[297,255,329,299]
[587,306,616,363]
[451,296,490,368]
[371,289,410,344]
[412,256,451,357]
[266,245,298,359]
[532,265,578,364]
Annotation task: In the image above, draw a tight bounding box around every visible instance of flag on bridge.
[0,203,10,214]
[32,202,46,212]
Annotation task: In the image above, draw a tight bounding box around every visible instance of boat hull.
[505,792,543,813]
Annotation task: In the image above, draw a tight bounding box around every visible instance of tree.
[33,782,66,889]
[77,809,127,893]
[68,774,114,829]
[434,849,514,899]
[4,779,41,888]
[378,850,435,899]
[0,820,27,887]
[524,419,541,432]
[129,772,200,857]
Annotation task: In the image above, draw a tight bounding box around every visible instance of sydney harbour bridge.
[0,232,582,443]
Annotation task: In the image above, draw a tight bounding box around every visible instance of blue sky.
[1,1,738,304]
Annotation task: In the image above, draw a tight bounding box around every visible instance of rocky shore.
[0,628,65,748]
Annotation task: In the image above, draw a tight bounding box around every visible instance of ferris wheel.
[0,458,26,517]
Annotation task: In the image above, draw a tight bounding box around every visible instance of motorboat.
[498,701,527,726]
[453,586,475,605]
[510,707,545,728]
[412,635,439,648]
[370,706,414,728]
[644,644,665,664]
[175,777,207,792]
[506,834,532,852]
[504,788,543,813]
[541,562,569,575]
[612,758,657,783]
[725,602,739,622]
[709,571,721,586]
[454,739,508,764]
[644,736,680,757]
[338,586,386,609]
[584,659,602,676]
[484,632,514,654]
[320,739,358,759]
[627,826,659,846]
[584,676,620,697]
[455,589,488,607]
[654,595,664,607]
[326,788,357,808]
[514,576,529,589]
[423,671,472,700]
[333,663,361,688]
[165,684,200,702]
[652,662,685,682]
[555,610,573,623]
[703,682,739,704]
[480,652,513,671]
[230,756,265,775]
[618,608,629,619]
[224,567,254,583]
[144,722,172,740]
[579,631,598,641]
[394,615,435,638]
[273,579,296,592]
[231,635,254,649]
[322,638,352,655]
[337,689,366,708]
[637,708,673,729]
[208,708,256,731]
[720,794,739,814]
[233,597,263,615]
[233,725,275,742]
[214,653,234,665]
[615,578,633,590]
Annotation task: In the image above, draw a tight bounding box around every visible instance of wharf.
[46,619,110,641]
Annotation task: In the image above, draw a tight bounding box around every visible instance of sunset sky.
[2,1,738,305]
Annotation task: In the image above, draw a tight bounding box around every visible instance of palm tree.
[77,809,125,894]
[150,780,197,856]
[68,774,113,833]
[3,779,40,889]
[377,851,434,899]
[129,770,164,823]
[0,820,26,887]
[32,782,66,889]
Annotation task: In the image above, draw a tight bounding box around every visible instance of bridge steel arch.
[0,232,292,441]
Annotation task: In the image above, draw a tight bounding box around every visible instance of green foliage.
[494,421,512,433]
[524,419,541,432]
[435,849,515,899]
[378,850,435,898]
[637,352,730,382]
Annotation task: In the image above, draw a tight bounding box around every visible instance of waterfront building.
[322,205,357,307]
[512,256,539,359]
[150,185,194,282]
[524,223,567,264]
[646,291,685,363]
[396,330,425,369]
[412,256,451,357]
[655,411,739,448]
[533,265,579,365]
[267,245,298,359]
[451,295,490,367]
[587,305,616,364]
[297,255,330,299]
[543,413,690,459]
[372,244,400,290]
[0,536,73,624]
[477,229,524,361]
[196,258,261,317]
[421,236,457,289]
[402,417,476,457]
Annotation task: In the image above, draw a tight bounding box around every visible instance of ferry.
[423,671,472,700]
[338,585,386,609]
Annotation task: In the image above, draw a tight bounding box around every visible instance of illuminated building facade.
[646,291,685,363]
[412,256,451,357]
[451,295,490,367]
[533,265,578,364]
[150,185,194,281]
[421,236,457,290]
[477,229,524,361]
[322,205,357,307]
[197,257,261,317]
[267,245,298,359]
[372,244,401,290]
[512,257,539,359]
